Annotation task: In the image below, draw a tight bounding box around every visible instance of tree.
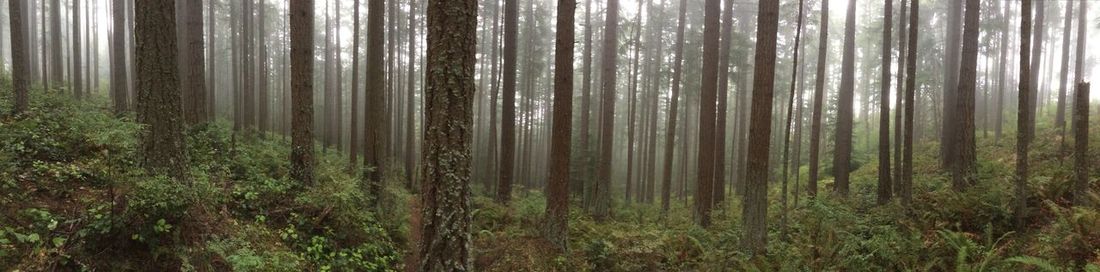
[661,0,688,213]
[1026,0,1044,140]
[1054,0,1074,135]
[876,0,893,204]
[49,0,61,86]
[181,0,206,124]
[743,0,779,255]
[545,0,575,250]
[365,0,387,205]
[499,0,518,205]
[695,0,720,227]
[134,0,187,180]
[1015,0,1032,230]
[111,0,129,113]
[713,0,735,207]
[72,0,82,99]
[833,0,856,197]
[1074,0,1086,85]
[350,0,361,170]
[405,0,418,189]
[206,0,216,121]
[290,0,315,186]
[256,0,270,132]
[995,0,1008,141]
[941,0,962,167]
[594,0,618,221]
[952,0,980,191]
[1072,82,1089,206]
[901,0,919,206]
[807,0,828,197]
[8,0,29,114]
[417,0,477,268]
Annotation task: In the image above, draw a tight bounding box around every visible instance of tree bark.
[779,0,806,236]
[290,0,316,186]
[834,0,856,197]
[876,0,893,204]
[807,0,828,197]
[350,0,361,170]
[952,0,980,191]
[134,0,187,180]
[1015,0,1033,230]
[594,0,618,221]
[695,0,720,227]
[661,0,688,213]
[1027,0,1044,141]
[8,0,30,114]
[1072,82,1089,206]
[405,0,418,190]
[111,0,129,113]
[72,0,82,99]
[742,0,779,255]
[941,0,962,167]
[365,0,387,206]
[902,0,919,206]
[545,0,575,250]
[498,0,518,205]
[417,0,477,268]
[49,0,62,86]
[1055,1,1074,135]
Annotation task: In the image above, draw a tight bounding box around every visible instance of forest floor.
[1,86,1099,271]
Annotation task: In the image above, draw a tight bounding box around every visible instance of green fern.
[1004,256,1064,272]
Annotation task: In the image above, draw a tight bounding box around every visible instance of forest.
[0,0,1098,270]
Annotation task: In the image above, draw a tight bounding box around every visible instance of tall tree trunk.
[743,0,779,255]
[350,0,361,170]
[207,0,216,121]
[876,0,893,204]
[661,0,687,213]
[134,0,186,180]
[9,0,30,114]
[625,0,644,204]
[1015,0,1033,230]
[995,0,1008,141]
[257,0,270,132]
[893,0,908,196]
[807,0,828,197]
[290,0,316,186]
[182,0,207,124]
[111,0,128,113]
[405,0,418,189]
[695,0,720,227]
[1072,82,1089,206]
[49,0,62,86]
[417,0,476,268]
[1073,0,1086,85]
[498,0,518,205]
[1055,0,1074,143]
[952,0,980,191]
[713,0,734,207]
[594,0,618,221]
[545,0,575,250]
[902,0,919,206]
[941,0,962,168]
[779,0,806,237]
[834,0,856,197]
[1027,0,1044,141]
[72,0,82,99]
[366,0,387,207]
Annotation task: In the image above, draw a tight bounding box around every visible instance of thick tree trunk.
[290,0,316,186]
[661,0,688,213]
[594,0,618,221]
[350,0,361,170]
[941,0,962,167]
[1072,83,1089,206]
[257,0,270,132]
[182,0,206,124]
[876,0,893,204]
[712,0,734,207]
[743,0,779,255]
[893,0,908,196]
[72,0,82,99]
[995,0,1008,141]
[498,0,517,205]
[49,0,62,86]
[405,0,418,190]
[1055,1,1074,135]
[545,0,575,250]
[807,0,828,197]
[834,0,856,197]
[207,0,216,121]
[111,0,129,113]
[9,0,30,114]
[952,0,980,191]
[902,0,919,206]
[695,0,720,227]
[365,0,387,207]
[1015,0,1033,230]
[134,0,186,180]
[417,0,477,268]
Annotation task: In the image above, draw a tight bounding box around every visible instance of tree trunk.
[1027,0,1044,141]
[350,0,361,171]
[181,0,206,124]
[952,0,980,191]
[545,0,575,250]
[807,0,828,197]
[1015,0,1033,230]
[893,0,908,197]
[712,0,734,208]
[941,0,962,168]
[875,0,893,204]
[1073,0,1086,85]
[257,0,270,132]
[743,0,779,255]
[695,0,720,227]
[134,0,186,180]
[207,0,216,121]
[1055,0,1074,141]
[902,0,919,206]
[405,0,418,190]
[417,0,477,269]
[9,0,30,114]
[366,0,387,207]
[833,0,856,197]
[594,0,618,221]
[111,0,129,113]
[1072,82,1089,206]
[49,0,62,86]
[72,0,82,99]
[498,0,518,205]
[995,0,1008,141]
[661,0,687,213]
[625,0,644,204]
[290,0,316,186]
